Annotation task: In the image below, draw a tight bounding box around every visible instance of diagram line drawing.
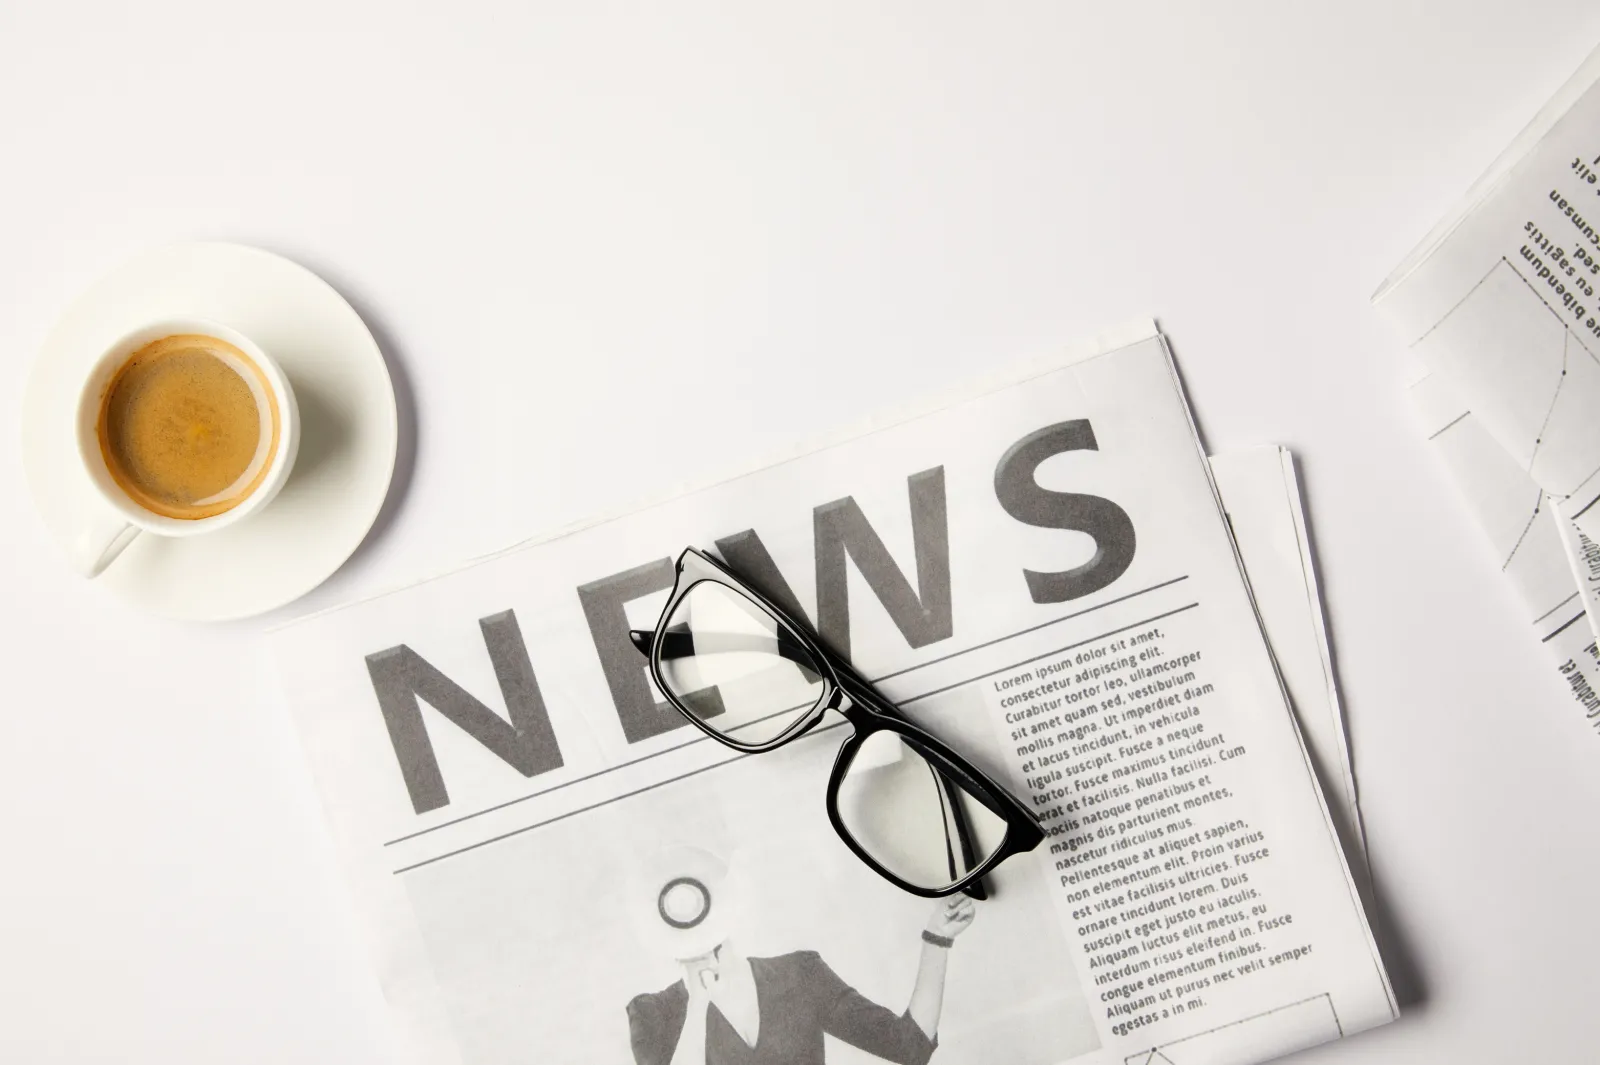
[1542,611,1587,643]
[1571,489,1600,520]
[1409,256,1503,349]
[1122,993,1342,1065]
[1529,329,1569,473]
[1427,411,1470,440]
[1429,411,1543,573]
[1504,496,1543,571]
[1502,256,1600,367]
[1500,257,1600,492]
[1419,257,1600,497]
[1533,590,1581,625]
[1127,1050,1179,1065]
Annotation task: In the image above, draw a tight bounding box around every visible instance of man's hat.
[629,845,742,961]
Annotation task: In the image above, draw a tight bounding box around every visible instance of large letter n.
[365,610,564,815]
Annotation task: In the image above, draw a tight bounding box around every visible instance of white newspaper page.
[270,325,1394,1065]
[1551,506,1600,643]
[1407,371,1600,731]
[1375,43,1600,537]
[1209,449,1367,888]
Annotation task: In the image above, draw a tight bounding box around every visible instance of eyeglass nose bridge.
[824,684,878,729]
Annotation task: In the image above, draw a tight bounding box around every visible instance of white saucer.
[21,242,399,621]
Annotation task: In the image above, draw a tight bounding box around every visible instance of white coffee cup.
[73,318,301,578]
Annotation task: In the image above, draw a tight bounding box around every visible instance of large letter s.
[994,420,1135,603]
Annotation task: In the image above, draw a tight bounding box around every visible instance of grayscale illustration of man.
[626,846,974,1065]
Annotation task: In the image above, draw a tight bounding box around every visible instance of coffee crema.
[97,334,280,520]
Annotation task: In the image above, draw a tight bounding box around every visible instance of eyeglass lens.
[834,730,1010,891]
[657,579,827,746]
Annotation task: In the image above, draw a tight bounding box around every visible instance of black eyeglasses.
[630,548,1044,898]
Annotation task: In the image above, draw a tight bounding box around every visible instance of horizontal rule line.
[393,599,1200,875]
[392,723,847,875]
[382,574,1190,847]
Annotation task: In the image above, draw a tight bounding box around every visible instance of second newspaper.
[270,323,1394,1065]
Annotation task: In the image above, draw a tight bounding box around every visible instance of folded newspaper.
[1374,41,1600,732]
[1374,41,1600,549]
[269,323,1394,1065]
[1407,371,1600,731]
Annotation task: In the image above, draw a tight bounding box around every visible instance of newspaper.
[1407,370,1600,730]
[1374,43,1600,543]
[1208,448,1368,894]
[1551,505,1600,643]
[269,323,1394,1065]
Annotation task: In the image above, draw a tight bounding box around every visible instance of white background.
[2,2,1598,1062]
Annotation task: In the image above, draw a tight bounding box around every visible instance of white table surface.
[5,3,1600,1062]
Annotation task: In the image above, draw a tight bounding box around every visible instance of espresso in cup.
[97,334,282,520]
[71,318,299,578]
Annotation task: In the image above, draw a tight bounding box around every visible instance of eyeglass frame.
[630,547,1045,899]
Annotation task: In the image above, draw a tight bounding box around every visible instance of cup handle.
[73,511,141,578]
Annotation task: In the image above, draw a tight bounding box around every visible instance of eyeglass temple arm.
[629,626,989,900]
